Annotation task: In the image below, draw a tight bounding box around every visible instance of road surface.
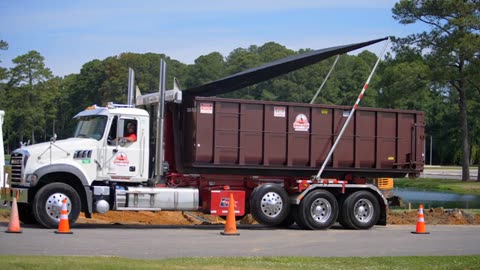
[1,223,479,259]
[421,168,478,180]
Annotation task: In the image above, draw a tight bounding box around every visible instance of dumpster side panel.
[183,97,424,178]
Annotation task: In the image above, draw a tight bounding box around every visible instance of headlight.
[25,174,38,187]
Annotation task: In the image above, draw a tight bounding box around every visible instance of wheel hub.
[45,193,71,222]
[354,199,373,223]
[260,192,283,218]
[310,198,331,223]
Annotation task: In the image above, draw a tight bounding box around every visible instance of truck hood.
[22,138,99,158]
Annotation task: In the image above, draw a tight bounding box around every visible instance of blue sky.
[0,0,427,77]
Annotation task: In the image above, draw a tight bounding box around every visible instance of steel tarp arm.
[314,37,390,181]
[183,37,388,97]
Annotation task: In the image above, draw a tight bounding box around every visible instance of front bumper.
[1,187,29,203]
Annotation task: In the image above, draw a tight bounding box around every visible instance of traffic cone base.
[55,198,73,234]
[411,204,429,234]
[6,197,22,234]
[220,193,240,236]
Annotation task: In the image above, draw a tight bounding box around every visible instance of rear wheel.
[339,190,380,230]
[297,189,338,230]
[32,183,81,229]
[250,184,290,226]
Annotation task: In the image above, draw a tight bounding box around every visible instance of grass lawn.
[0,255,479,270]
[395,178,480,195]
[424,165,466,170]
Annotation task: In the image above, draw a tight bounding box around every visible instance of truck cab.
[74,104,150,183]
[5,104,150,228]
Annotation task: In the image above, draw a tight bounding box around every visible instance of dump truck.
[1,37,425,229]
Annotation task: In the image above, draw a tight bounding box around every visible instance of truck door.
[102,116,142,180]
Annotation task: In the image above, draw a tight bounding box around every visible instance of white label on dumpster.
[274,106,286,117]
[200,103,213,114]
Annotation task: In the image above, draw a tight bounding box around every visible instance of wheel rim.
[45,192,72,222]
[260,192,283,218]
[310,198,332,224]
[354,198,374,223]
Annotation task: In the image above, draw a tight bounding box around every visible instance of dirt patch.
[78,208,479,226]
[2,207,479,226]
[387,208,478,225]
[77,211,221,225]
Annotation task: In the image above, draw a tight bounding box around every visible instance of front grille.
[10,152,25,184]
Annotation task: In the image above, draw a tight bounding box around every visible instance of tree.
[392,0,480,181]
[184,52,225,88]
[8,51,53,144]
[0,40,8,81]
[377,50,431,110]
[0,40,9,115]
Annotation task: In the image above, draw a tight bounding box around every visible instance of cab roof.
[74,105,149,118]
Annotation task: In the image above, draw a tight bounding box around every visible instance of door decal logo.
[113,151,130,166]
[293,114,310,131]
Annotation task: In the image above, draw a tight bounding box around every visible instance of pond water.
[390,187,480,209]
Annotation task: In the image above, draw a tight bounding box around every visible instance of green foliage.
[0,39,8,81]
[9,50,52,86]
[392,0,480,179]
[394,177,480,195]
[2,51,54,147]
[184,52,225,88]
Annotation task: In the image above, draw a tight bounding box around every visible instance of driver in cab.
[112,122,137,144]
[124,122,137,142]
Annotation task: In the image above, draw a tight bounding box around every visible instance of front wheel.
[339,190,380,230]
[32,183,81,229]
[249,184,290,226]
[296,189,338,230]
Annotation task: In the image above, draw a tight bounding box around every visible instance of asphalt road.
[421,168,478,180]
[1,223,479,259]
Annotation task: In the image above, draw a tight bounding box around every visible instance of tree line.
[0,0,479,180]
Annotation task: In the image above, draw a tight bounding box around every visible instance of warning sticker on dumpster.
[293,114,310,131]
[274,106,286,117]
[200,103,213,114]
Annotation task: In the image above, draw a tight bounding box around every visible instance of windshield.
[73,116,108,140]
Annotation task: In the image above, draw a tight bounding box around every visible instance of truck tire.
[339,190,380,230]
[292,204,309,229]
[277,210,295,228]
[249,184,290,226]
[297,189,338,230]
[32,183,81,229]
[17,203,38,224]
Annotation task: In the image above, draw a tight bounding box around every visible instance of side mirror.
[119,138,127,147]
[50,133,57,143]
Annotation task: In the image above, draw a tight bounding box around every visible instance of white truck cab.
[74,104,150,183]
[5,103,151,228]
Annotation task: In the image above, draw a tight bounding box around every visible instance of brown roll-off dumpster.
[177,96,424,179]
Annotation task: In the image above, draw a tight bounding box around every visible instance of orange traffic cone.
[6,197,22,233]
[55,198,73,234]
[220,193,240,236]
[411,204,429,234]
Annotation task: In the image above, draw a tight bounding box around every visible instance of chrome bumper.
[0,187,29,203]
